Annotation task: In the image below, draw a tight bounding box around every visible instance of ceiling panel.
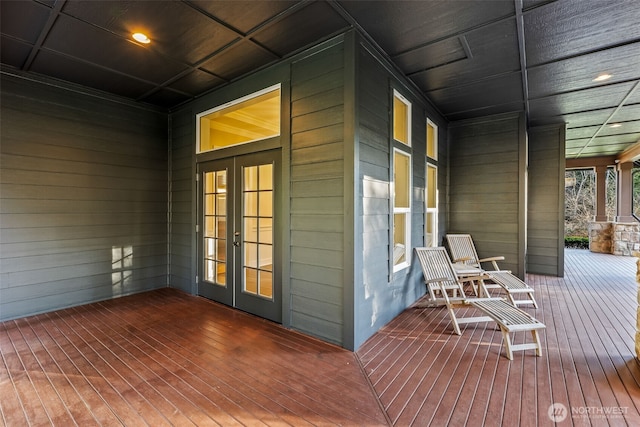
[532,108,615,128]
[190,0,295,34]
[1,37,33,69]
[393,37,466,75]
[426,71,523,116]
[141,88,191,109]
[30,50,155,99]
[340,0,514,55]
[199,40,276,80]
[62,0,240,65]
[610,104,640,123]
[0,0,51,44]
[167,70,225,96]
[251,1,349,57]
[529,82,635,118]
[527,43,640,99]
[407,19,520,92]
[42,15,189,84]
[524,0,640,66]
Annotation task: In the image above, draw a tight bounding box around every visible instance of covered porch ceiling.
[1,0,639,160]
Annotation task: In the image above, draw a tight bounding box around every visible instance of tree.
[565,169,594,237]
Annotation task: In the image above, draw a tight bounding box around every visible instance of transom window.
[197,84,281,153]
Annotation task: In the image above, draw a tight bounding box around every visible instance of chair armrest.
[479,256,505,270]
[478,256,505,262]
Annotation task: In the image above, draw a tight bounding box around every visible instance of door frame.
[196,149,283,323]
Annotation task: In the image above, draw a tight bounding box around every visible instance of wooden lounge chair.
[445,234,538,308]
[415,247,545,359]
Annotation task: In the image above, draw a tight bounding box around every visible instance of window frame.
[196,83,281,154]
[425,162,438,247]
[393,89,412,147]
[426,118,438,161]
[392,148,412,272]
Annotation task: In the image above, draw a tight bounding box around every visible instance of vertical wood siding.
[528,125,565,276]
[448,114,526,277]
[0,74,168,321]
[290,43,346,345]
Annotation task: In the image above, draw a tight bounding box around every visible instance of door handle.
[233,231,241,247]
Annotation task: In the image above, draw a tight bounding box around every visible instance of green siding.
[448,114,527,277]
[290,43,346,346]
[168,110,195,292]
[528,125,565,276]
[0,74,168,321]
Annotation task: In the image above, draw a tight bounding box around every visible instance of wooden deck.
[2,249,640,426]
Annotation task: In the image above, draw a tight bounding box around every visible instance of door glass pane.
[244,192,258,216]
[259,271,273,298]
[204,170,227,286]
[244,166,258,191]
[259,218,272,244]
[245,243,258,268]
[242,163,274,300]
[259,164,273,190]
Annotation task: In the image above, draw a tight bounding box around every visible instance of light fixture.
[609,123,622,128]
[132,32,150,44]
[593,73,612,82]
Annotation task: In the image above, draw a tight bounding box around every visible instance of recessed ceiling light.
[593,73,612,82]
[609,123,622,128]
[132,32,150,44]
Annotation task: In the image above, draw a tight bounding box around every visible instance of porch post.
[616,161,635,222]
[594,165,608,221]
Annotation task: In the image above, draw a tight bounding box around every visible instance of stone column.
[617,162,635,223]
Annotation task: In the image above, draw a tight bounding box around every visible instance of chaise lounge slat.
[446,234,538,308]
[415,247,545,359]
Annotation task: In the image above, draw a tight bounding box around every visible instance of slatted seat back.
[415,247,460,289]
[446,234,479,267]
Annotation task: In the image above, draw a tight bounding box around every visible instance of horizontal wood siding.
[0,74,168,321]
[528,125,565,276]
[290,43,345,345]
[168,111,195,292]
[448,114,525,276]
[354,44,430,350]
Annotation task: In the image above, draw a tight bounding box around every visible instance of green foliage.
[564,236,589,249]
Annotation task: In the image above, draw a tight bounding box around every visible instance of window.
[393,150,411,270]
[393,90,411,146]
[426,119,437,160]
[197,84,281,153]
[425,119,438,247]
[426,164,438,247]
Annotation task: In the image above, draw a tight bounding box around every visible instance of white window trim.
[426,162,438,247]
[427,118,438,161]
[393,148,412,272]
[393,89,412,147]
[195,83,281,154]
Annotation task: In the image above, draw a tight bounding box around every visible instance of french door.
[198,151,281,323]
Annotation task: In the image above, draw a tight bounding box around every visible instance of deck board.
[1,249,640,426]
